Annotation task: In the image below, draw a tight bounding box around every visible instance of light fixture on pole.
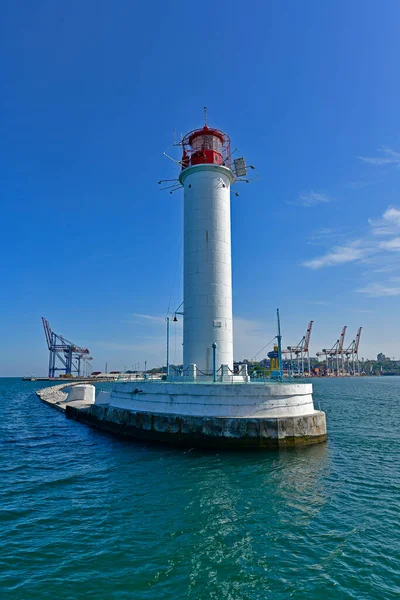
[173,301,184,323]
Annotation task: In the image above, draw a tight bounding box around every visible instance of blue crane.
[41,317,91,378]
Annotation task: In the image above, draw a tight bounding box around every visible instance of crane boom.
[354,327,362,353]
[41,317,53,350]
[322,340,339,354]
[304,320,314,352]
[338,326,347,352]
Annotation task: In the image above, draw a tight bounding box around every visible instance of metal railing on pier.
[115,372,309,385]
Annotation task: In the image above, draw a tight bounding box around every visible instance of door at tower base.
[180,164,236,372]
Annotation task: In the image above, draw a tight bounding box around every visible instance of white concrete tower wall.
[179,164,235,372]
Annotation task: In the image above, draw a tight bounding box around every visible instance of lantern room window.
[191,134,223,153]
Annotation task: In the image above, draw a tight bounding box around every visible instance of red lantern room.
[181,124,231,171]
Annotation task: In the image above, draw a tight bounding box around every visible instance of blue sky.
[1,0,400,376]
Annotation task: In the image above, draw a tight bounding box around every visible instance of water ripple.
[0,377,399,599]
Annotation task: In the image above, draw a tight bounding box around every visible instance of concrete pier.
[66,403,327,449]
[38,379,327,449]
[37,382,96,412]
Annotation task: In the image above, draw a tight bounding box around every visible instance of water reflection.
[175,444,330,598]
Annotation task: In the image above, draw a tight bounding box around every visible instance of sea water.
[0,377,399,599]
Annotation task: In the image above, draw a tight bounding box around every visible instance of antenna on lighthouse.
[204,106,207,125]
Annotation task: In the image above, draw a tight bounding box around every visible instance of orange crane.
[304,320,314,375]
[354,327,362,374]
[338,326,347,374]
[344,327,362,374]
[282,320,314,376]
[317,326,347,375]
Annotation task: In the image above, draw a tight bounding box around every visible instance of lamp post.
[276,309,283,381]
[212,343,217,382]
[166,317,170,378]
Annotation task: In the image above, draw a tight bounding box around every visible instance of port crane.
[42,317,91,378]
[317,341,338,375]
[338,325,347,374]
[317,326,347,375]
[343,327,362,375]
[282,320,314,376]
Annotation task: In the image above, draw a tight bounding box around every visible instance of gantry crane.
[354,327,362,374]
[343,327,362,375]
[282,321,314,376]
[317,340,338,375]
[41,317,91,378]
[317,326,347,375]
[338,326,347,374]
[304,320,314,376]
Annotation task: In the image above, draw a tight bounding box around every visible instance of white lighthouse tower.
[90,115,327,449]
[179,124,235,373]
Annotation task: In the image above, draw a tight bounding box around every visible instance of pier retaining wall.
[66,404,327,449]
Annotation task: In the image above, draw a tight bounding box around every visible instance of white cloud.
[369,207,400,236]
[307,227,349,246]
[291,191,332,208]
[357,282,400,297]
[128,313,166,323]
[303,206,400,271]
[379,237,400,251]
[382,207,400,225]
[302,241,368,269]
[367,264,399,274]
[358,147,400,167]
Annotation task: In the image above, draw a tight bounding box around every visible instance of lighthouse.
[87,115,327,449]
[179,123,236,373]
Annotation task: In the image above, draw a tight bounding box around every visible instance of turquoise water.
[0,377,399,599]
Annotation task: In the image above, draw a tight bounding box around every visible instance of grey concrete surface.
[66,404,327,449]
